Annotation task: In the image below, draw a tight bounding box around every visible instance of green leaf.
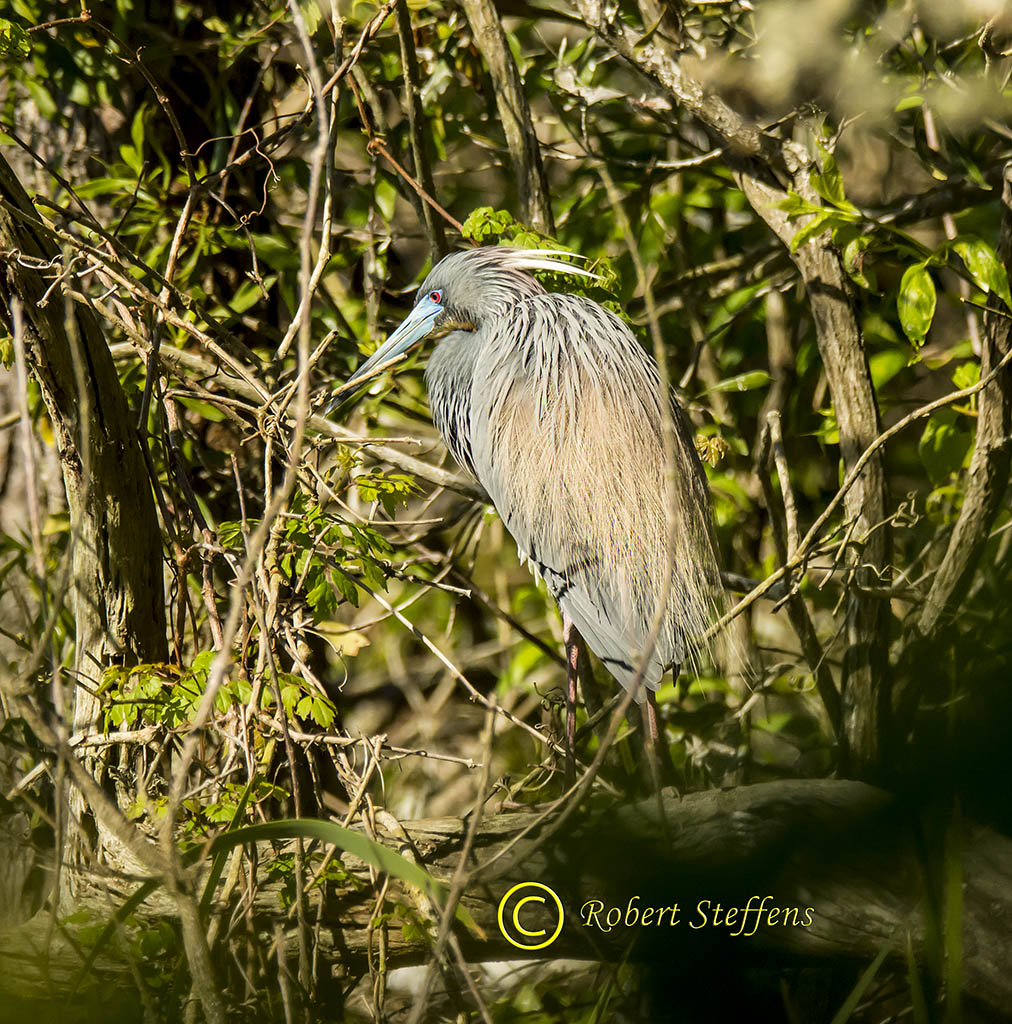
[375,178,398,223]
[951,361,980,391]
[778,191,822,218]
[109,701,137,728]
[226,278,274,315]
[217,520,244,549]
[191,650,216,677]
[332,571,359,607]
[309,695,336,729]
[202,801,252,918]
[829,931,899,1024]
[119,145,142,178]
[843,235,874,290]
[295,0,323,35]
[176,396,226,422]
[905,931,930,1024]
[863,313,901,346]
[74,176,149,200]
[230,678,252,704]
[460,206,518,243]
[0,19,31,59]
[131,105,146,161]
[811,141,856,213]
[789,211,832,253]
[210,819,446,901]
[815,408,839,446]
[869,349,907,389]
[897,264,936,343]
[73,812,459,997]
[707,370,772,394]
[954,238,1012,311]
[281,683,300,717]
[919,409,972,484]
[359,555,387,592]
[307,574,338,618]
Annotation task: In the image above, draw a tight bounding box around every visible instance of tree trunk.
[0,152,167,878]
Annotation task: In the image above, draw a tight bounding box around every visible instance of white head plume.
[494,248,601,280]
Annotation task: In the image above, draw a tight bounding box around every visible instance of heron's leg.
[644,687,675,785]
[562,611,579,786]
[645,689,661,744]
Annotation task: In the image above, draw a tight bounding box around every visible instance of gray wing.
[469,293,722,697]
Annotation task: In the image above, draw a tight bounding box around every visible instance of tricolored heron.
[337,247,724,777]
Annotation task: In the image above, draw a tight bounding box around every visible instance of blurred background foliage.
[0,0,1011,1020]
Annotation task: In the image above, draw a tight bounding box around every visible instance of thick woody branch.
[0,155,167,687]
[740,174,890,775]
[0,148,222,1023]
[459,0,555,235]
[569,0,780,165]
[394,0,447,258]
[914,163,1012,640]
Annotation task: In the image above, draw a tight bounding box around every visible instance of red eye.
[429,289,443,304]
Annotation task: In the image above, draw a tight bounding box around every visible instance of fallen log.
[1,780,1009,1016]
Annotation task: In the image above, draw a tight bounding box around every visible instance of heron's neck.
[424,328,481,475]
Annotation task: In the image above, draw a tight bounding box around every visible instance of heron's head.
[340,247,595,397]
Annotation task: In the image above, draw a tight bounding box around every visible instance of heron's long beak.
[325,295,441,413]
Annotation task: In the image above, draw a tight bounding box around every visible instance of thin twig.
[767,410,800,560]
[345,570,564,755]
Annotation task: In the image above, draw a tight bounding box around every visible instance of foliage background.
[0,0,1010,1021]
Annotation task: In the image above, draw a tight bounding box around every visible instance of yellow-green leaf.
[708,370,772,394]
[897,264,936,343]
[954,238,1012,311]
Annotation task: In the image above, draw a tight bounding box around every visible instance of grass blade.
[829,930,897,1024]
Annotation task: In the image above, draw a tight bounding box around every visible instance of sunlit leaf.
[778,191,822,218]
[954,238,1012,311]
[843,235,874,290]
[811,141,857,213]
[869,349,908,389]
[332,571,359,608]
[375,178,398,223]
[897,264,936,344]
[211,819,445,900]
[176,396,226,422]
[707,370,772,393]
[947,361,978,396]
[0,19,29,58]
[790,211,832,252]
